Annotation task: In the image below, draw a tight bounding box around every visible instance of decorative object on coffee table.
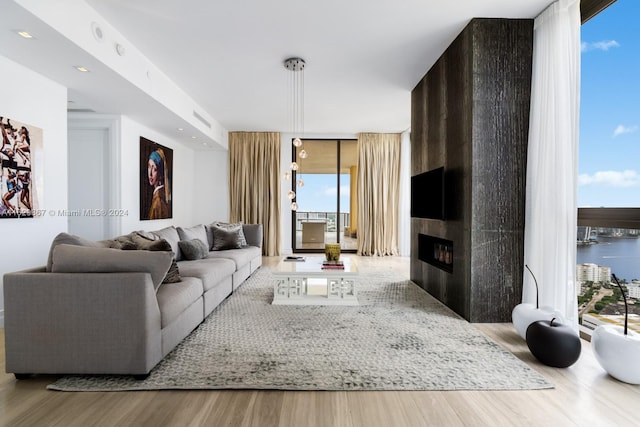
[322,259,344,270]
[512,265,565,339]
[526,317,581,368]
[325,243,341,261]
[592,273,640,384]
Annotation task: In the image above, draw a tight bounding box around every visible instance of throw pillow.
[119,233,181,284]
[210,224,244,251]
[125,233,171,251]
[115,240,138,251]
[177,225,209,249]
[163,260,182,284]
[135,230,158,241]
[99,237,136,250]
[50,244,173,291]
[208,222,247,249]
[178,239,209,260]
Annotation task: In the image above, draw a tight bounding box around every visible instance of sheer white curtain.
[398,130,411,257]
[524,0,581,330]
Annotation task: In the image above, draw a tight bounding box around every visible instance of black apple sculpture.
[526,317,581,368]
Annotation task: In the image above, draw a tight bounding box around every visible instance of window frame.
[578,208,640,229]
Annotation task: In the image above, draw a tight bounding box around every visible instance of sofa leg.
[14,373,32,380]
[133,373,150,381]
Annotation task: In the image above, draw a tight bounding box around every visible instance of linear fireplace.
[418,234,453,274]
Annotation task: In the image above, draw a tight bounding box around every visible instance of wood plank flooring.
[1,256,638,427]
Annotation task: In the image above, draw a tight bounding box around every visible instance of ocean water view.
[576,236,640,282]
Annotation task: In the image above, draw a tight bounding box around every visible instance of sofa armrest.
[242,224,263,248]
[3,269,162,375]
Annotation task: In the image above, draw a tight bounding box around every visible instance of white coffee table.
[272,256,359,305]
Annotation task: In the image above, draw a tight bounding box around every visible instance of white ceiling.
[3,0,553,139]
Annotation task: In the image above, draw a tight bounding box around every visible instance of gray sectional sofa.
[3,223,262,379]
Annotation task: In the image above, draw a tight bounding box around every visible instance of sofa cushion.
[178,239,209,260]
[178,258,236,292]
[120,235,182,284]
[177,225,209,248]
[46,232,111,272]
[207,222,247,248]
[241,224,263,248]
[156,276,203,328]
[50,244,173,291]
[206,246,261,269]
[151,226,182,261]
[162,260,182,284]
[136,230,158,241]
[127,233,166,250]
[209,224,245,251]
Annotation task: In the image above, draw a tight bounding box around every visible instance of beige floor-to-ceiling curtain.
[357,133,401,256]
[228,132,281,256]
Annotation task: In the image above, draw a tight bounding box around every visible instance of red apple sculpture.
[591,273,640,384]
[526,317,581,368]
[512,265,565,339]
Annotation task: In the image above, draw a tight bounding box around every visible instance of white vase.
[591,325,640,385]
[512,303,565,339]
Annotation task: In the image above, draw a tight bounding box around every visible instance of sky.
[579,0,640,207]
[294,174,350,213]
[293,0,638,212]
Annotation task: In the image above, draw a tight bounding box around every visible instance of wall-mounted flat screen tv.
[411,166,445,220]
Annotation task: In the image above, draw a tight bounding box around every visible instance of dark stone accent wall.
[410,19,533,323]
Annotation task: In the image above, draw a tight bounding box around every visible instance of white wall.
[0,55,68,326]
[193,150,229,225]
[67,127,110,240]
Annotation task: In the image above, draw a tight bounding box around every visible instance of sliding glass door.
[291,139,357,253]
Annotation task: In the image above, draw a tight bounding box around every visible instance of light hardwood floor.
[1,256,638,427]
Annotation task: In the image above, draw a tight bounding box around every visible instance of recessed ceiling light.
[115,43,125,56]
[16,31,34,39]
[74,66,90,73]
[191,136,197,139]
[177,128,184,131]
[91,22,104,42]
[202,142,208,147]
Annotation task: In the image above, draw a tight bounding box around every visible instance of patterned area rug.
[48,267,552,391]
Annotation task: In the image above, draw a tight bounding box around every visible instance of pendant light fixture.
[284,57,306,211]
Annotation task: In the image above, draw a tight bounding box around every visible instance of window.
[577,0,640,336]
[291,139,357,253]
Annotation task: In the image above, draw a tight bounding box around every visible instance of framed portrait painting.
[140,137,173,220]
